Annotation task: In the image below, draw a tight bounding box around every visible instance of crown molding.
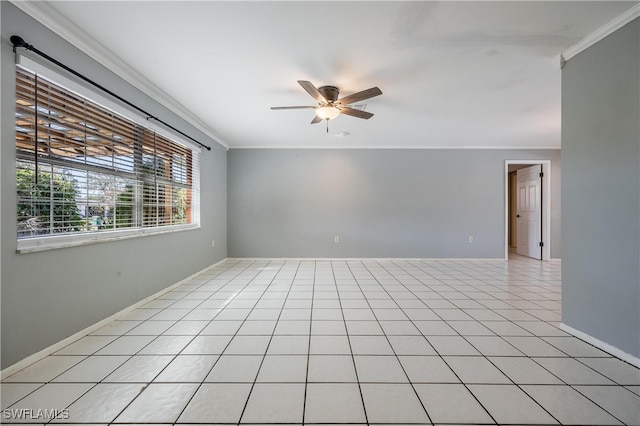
[561,4,639,63]
[230,145,562,150]
[9,0,229,150]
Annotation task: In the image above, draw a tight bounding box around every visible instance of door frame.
[504,160,551,261]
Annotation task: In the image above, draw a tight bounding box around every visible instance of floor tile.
[575,385,640,425]
[446,320,495,336]
[398,356,460,383]
[117,308,161,321]
[149,309,191,321]
[279,308,311,321]
[342,309,376,321]
[542,336,611,357]
[115,383,198,423]
[137,335,193,354]
[360,383,430,423]
[215,308,252,321]
[52,356,128,382]
[310,320,346,335]
[480,320,532,336]
[4,356,85,383]
[201,320,243,335]
[413,320,457,336]
[6,383,94,416]
[94,335,155,355]
[256,355,307,382]
[154,355,218,382]
[205,355,263,382]
[182,308,221,320]
[273,320,310,335]
[533,357,615,384]
[578,357,640,385]
[104,355,173,382]
[266,335,309,354]
[427,336,480,355]
[488,356,564,384]
[514,320,568,336]
[309,335,351,354]
[354,355,408,383]
[312,308,343,320]
[182,335,233,354]
[345,320,384,335]
[240,383,305,423]
[55,336,118,355]
[625,385,640,396]
[523,385,621,425]
[126,320,175,335]
[90,320,142,335]
[236,320,277,335]
[305,383,366,423]
[414,383,493,424]
[55,383,144,423]
[307,355,358,382]
[387,335,437,355]
[402,308,440,320]
[468,384,558,424]
[0,383,42,409]
[349,335,394,355]
[465,335,524,356]
[379,320,421,335]
[247,309,282,320]
[178,383,252,423]
[162,320,209,335]
[444,356,511,384]
[502,336,568,357]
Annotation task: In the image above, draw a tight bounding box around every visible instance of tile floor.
[2,256,640,425]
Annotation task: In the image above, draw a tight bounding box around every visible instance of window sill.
[16,224,200,254]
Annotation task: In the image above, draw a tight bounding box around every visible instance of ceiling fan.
[271,80,382,129]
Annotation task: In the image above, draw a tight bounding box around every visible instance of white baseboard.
[226,257,507,262]
[1,258,229,380]
[560,322,640,368]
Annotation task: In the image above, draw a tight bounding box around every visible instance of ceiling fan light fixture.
[315,105,340,120]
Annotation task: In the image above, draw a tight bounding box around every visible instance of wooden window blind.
[16,68,198,240]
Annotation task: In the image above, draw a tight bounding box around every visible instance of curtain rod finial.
[10,35,30,50]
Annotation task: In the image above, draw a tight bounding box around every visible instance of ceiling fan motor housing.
[318,86,339,103]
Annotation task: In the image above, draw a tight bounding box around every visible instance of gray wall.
[228,149,561,258]
[1,3,227,368]
[561,19,640,358]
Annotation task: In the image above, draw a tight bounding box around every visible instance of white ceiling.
[20,1,638,149]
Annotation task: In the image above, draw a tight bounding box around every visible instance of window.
[15,67,200,252]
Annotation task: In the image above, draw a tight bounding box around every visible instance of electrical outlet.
[334,236,340,243]
[468,236,474,244]
[211,240,215,248]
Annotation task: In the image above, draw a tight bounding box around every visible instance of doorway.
[504,160,551,261]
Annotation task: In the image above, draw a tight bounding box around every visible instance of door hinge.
[539,172,544,177]
[539,242,544,247]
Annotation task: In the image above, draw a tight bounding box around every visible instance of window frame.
[15,55,201,254]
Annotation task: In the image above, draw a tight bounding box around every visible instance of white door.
[516,165,542,259]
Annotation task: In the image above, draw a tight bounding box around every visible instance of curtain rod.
[10,35,212,151]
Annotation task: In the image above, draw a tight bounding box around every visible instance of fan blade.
[339,107,374,119]
[271,106,316,110]
[310,115,323,124]
[337,87,382,106]
[298,80,327,104]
